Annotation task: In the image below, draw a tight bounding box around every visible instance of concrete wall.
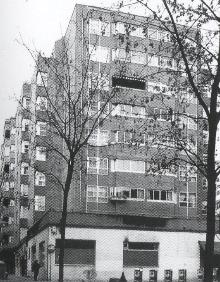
[26,226,211,281]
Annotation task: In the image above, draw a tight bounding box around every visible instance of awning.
[199,241,220,255]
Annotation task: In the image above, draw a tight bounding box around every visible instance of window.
[111,159,145,173]
[148,28,158,40]
[21,184,28,196]
[34,195,45,211]
[149,190,172,201]
[203,178,208,190]
[88,128,109,146]
[89,19,110,36]
[22,141,29,154]
[10,182,14,189]
[10,200,15,206]
[23,97,31,109]
[4,146,10,157]
[112,76,145,90]
[89,45,110,63]
[36,96,47,111]
[179,165,197,182]
[36,147,46,161]
[112,22,126,34]
[148,82,170,95]
[159,56,176,69]
[113,22,144,38]
[35,171,46,186]
[8,217,14,225]
[158,30,170,42]
[88,72,109,91]
[87,157,108,175]
[87,186,108,203]
[180,90,197,104]
[22,119,29,132]
[37,72,48,87]
[3,182,9,191]
[131,51,146,64]
[112,104,145,118]
[36,122,47,136]
[123,241,159,267]
[112,49,146,64]
[130,25,144,38]
[179,116,197,130]
[5,130,10,139]
[110,187,145,200]
[153,108,170,121]
[20,206,28,218]
[10,163,15,171]
[148,54,159,67]
[21,163,29,175]
[179,193,196,208]
[39,241,46,266]
[10,145,15,152]
[31,245,36,262]
[88,98,109,117]
[188,117,197,130]
[4,164,9,173]
[55,239,95,265]
[113,131,145,146]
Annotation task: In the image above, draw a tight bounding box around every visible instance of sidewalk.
[6,275,83,281]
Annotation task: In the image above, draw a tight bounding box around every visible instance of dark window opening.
[31,245,36,262]
[2,216,9,223]
[4,164,9,173]
[3,198,10,207]
[131,189,137,199]
[112,76,145,90]
[55,239,95,265]
[5,130,10,139]
[128,242,158,250]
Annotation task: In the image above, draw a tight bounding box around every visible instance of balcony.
[109,195,127,202]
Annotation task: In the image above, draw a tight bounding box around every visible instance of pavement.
[5,275,83,281]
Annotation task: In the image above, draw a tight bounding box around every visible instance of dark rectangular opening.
[4,164,9,173]
[128,242,158,250]
[112,77,145,90]
[55,239,95,265]
[5,130,10,139]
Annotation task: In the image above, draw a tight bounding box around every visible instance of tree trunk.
[204,118,218,282]
[58,163,74,282]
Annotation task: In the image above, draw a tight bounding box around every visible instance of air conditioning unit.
[149,269,157,281]
[178,269,186,282]
[50,226,57,235]
[164,269,172,281]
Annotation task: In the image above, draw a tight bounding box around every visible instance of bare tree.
[22,24,118,280]
[114,0,220,281]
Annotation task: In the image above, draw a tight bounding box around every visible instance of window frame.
[179,192,196,208]
[34,195,46,211]
[111,159,145,174]
[87,157,108,175]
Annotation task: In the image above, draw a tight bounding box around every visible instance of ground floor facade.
[14,211,220,281]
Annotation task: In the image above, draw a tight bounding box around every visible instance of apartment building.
[0,117,16,273]
[8,4,220,281]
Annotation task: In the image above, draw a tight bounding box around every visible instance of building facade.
[1,3,219,281]
[0,117,16,273]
